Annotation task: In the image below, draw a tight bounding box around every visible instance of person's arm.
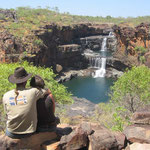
[49,93,55,113]
[35,88,51,100]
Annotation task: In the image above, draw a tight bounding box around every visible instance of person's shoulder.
[3,89,15,99]
[25,87,37,91]
[3,89,14,95]
[25,87,46,93]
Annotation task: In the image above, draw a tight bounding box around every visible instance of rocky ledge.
[1,104,150,150]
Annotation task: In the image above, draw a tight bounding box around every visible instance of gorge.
[63,33,116,103]
[1,19,150,103]
[1,9,150,150]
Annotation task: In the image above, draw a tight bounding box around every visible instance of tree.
[110,65,150,114]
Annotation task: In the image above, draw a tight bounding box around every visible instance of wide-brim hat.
[8,67,32,84]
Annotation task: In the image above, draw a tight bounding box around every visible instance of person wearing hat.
[2,67,49,139]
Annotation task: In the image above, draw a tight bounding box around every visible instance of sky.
[0,0,150,18]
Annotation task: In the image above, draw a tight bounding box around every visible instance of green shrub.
[34,39,43,46]
[139,56,146,63]
[135,46,148,54]
[110,66,150,113]
[108,66,150,130]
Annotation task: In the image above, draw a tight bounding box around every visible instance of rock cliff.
[113,23,150,67]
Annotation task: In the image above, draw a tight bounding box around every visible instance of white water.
[101,37,107,51]
[94,58,106,77]
[94,37,107,78]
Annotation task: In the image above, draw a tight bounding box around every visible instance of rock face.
[0,31,24,62]
[0,23,116,72]
[32,23,114,71]
[75,35,117,52]
[57,44,87,70]
[0,10,17,22]
[113,23,150,67]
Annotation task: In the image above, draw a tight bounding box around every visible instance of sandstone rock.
[125,142,150,150]
[0,31,24,63]
[42,141,60,150]
[56,64,63,73]
[123,124,150,143]
[0,10,17,22]
[112,23,150,67]
[131,105,150,125]
[88,125,118,150]
[114,131,127,150]
[59,122,93,150]
[131,112,150,125]
[0,131,57,150]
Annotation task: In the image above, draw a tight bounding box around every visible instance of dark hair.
[30,75,45,88]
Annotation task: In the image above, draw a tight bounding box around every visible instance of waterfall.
[101,37,107,51]
[88,56,101,68]
[94,37,107,78]
[94,58,106,78]
[109,32,114,37]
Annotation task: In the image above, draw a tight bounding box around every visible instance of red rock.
[123,124,150,143]
[114,131,127,150]
[125,142,150,150]
[42,141,60,150]
[88,126,118,150]
[0,131,57,150]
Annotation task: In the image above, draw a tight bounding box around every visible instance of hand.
[47,89,51,94]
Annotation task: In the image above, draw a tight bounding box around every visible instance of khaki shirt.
[3,87,46,134]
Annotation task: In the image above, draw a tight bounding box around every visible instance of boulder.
[59,122,93,150]
[88,125,118,150]
[0,131,57,150]
[131,105,150,125]
[123,124,150,144]
[131,112,150,125]
[125,142,150,150]
[56,64,63,73]
[114,131,127,150]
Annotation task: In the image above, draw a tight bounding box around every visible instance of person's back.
[3,87,46,134]
[37,94,56,127]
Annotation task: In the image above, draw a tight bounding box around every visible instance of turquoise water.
[63,76,114,104]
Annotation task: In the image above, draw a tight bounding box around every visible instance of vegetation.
[93,66,150,131]
[1,7,150,38]
[110,66,150,113]
[135,46,148,64]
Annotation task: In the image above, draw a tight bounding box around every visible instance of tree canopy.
[110,65,150,113]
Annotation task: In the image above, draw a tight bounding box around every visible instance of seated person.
[30,75,60,132]
[3,67,49,139]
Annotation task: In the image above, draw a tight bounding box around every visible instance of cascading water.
[94,37,107,78]
[94,58,106,78]
[101,37,107,51]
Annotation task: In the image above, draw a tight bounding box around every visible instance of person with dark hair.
[2,67,49,139]
[30,75,59,132]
